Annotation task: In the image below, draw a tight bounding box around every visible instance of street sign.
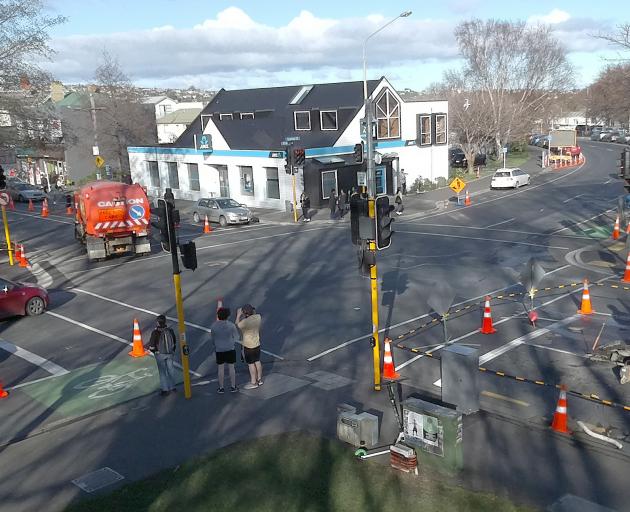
[0,192,9,206]
[95,156,105,168]
[502,147,508,154]
[357,171,367,187]
[92,146,100,156]
[284,136,300,142]
[449,177,466,194]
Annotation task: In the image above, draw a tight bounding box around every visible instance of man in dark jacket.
[300,192,311,222]
[338,190,347,218]
[329,189,337,219]
[146,315,178,396]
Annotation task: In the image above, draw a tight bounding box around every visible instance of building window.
[240,112,254,120]
[240,166,254,196]
[147,160,159,187]
[159,104,172,116]
[265,167,280,199]
[220,113,233,121]
[321,170,337,200]
[201,114,212,131]
[375,89,400,139]
[419,115,431,145]
[294,111,311,131]
[320,110,338,130]
[167,162,179,189]
[188,163,200,191]
[435,114,447,144]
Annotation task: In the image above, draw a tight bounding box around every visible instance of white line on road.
[548,208,616,235]
[526,343,589,358]
[562,194,585,203]
[0,337,68,376]
[395,229,569,250]
[402,223,594,240]
[604,179,613,184]
[7,210,74,225]
[484,218,515,229]
[30,262,54,288]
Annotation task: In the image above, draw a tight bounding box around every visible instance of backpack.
[157,328,176,354]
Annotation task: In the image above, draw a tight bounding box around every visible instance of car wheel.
[25,296,46,316]
[193,212,200,223]
[219,216,227,227]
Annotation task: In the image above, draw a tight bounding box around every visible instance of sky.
[39,0,630,92]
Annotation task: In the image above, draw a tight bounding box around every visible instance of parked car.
[449,148,487,168]
[7,182,47,202]
[490,168,531,189]
[535,136,549,148]
[590,130,602,141]
[192,197,253,227]
[0,277,49,319]
[601,131,620,142]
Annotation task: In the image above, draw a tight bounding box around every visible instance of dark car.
[0,277,49,319]
[449,149,487,168]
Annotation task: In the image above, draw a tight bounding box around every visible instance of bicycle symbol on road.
[73,367,154,399]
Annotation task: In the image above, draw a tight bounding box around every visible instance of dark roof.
[175,79,381,151]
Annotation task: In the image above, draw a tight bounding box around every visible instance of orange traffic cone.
[382,337,400,380]
[0,381,8,399]
[128,318,148,358]
[8,196,15,210]
[216,297,224,319]
[612,215,620,240]
[28,199,34,211]
[479,296,497,334]
[66,205,73,215]
[464,190,471,206]
[622,253,630,283]
[41,199,49,218]
[577,279,594,315]
[18,244,28,268]
[551,385,570,434]
[203,214,212,234]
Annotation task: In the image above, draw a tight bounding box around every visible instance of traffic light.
[180,240,197,271]
[0,166,5,189]
[293,148,305,166]
[350,193,372,245]
[151,201,173,252]
[353,143,363,164]
[375,195,395,250]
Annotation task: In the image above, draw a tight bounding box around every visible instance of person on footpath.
[329,188,338,219]
[338,189,347,218]
[300,192,311,222]
[394,188,404,215]
[236,304,263,389]
[146,315,178,396]
[210,307,240,393]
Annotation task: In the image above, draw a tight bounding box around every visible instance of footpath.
[2,153,628,512]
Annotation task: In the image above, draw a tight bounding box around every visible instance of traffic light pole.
[292,173,298,223]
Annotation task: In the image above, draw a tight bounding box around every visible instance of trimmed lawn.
[66,433,537,512]
[450,152,531,181]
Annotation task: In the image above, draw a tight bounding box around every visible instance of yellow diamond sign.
[449,177,466,194]
[95,156,105,168]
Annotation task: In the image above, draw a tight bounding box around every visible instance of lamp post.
[361,10,411,391]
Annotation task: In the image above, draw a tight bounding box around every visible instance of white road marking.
[549,208,616,235]
[396,229,569,250]
[403,223,594,240]
[562,194,585,203]
[484,218,515,229]
[526,343,589,358]
[0,337,68,376]
[70,288,284,360]
[7,210,74,225]
[604,179,613,184]
[30,262,54,288]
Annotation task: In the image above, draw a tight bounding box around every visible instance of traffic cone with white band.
[128,318,148,358]
[612,215,620,240]
[382,337,400,380]
[623,252,630,283]
[551,385,570,434]
[41,199,49,218]
[464,190,471,206]
[204,214,212,234]
[216,297,223,320]
[479,296,497,334]
[577,279,594,315]
[28,199,34,211]
[19,244,28,268]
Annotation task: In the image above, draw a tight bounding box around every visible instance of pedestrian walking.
[210,307,240,393]
[395,188,404,215]
[300,192,311,222]
[338,189,347,218]
[401,172,407,195]
[146,315,178,396]
[236,304,263,389]
[329,189,338,219]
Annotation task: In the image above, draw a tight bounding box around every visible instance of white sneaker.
[243,382,258,390]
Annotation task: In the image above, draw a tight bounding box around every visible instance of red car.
[0,277,49,319]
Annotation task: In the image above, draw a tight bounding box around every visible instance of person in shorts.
[236,304,263,389]
[210,307,239,393]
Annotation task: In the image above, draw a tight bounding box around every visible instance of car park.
[7,182,47,202]
[449,148,487,168]
[0,277,49,319]
[490,168,530,189]
[191,197,253,227]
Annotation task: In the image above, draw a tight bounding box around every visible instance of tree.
[587,64,630,126]
[597,24,630,52]
[453,19,574,155]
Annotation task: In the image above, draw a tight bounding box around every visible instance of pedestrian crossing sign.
[95,156,105,168]
[449,177,466,194]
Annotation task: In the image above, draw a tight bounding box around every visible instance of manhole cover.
[72,467,124,493]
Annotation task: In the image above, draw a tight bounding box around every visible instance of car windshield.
[494,171,511,177]
[15,183,35,190]
[217,199,241,209]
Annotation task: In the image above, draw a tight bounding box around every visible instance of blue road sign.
[129,205,145,220]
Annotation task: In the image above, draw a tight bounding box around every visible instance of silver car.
[192,197,252,227]
[7,182,47,202]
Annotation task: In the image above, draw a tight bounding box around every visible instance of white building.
[156,108,203,144]
[129,78,449,210]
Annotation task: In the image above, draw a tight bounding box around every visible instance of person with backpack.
[146,315,178,396]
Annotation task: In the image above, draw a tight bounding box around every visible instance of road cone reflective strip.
[464,190,471,206]
[41,199,49,218]
[623,253,630,283]
[551,385,570,434]
[382,337,400,380]
[204,214,211,233]
[479,296,497,334]
[19,244,28,268]
[612,215,620,240]
[128,318,148,358]
[28,199,34,211]
[577,279,594,315]
[0,381,8,399]
[8,196,15,210]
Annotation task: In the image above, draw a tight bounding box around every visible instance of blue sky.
[42,0,629,91]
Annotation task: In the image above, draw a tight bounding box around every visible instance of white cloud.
[528,8,571,25]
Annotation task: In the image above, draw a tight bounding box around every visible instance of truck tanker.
[73,181,152,261]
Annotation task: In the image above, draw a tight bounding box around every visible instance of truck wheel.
[219,216,227,227]
[25,296,46,316]
[193,212,200,223]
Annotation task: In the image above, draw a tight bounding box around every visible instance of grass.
[449,152,531,181]
[66,433,537,512]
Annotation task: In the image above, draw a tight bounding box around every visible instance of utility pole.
[89,91,101,180]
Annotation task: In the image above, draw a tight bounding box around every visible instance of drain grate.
[72,467,124,493]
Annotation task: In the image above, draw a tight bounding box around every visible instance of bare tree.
[597,24,630,52]
[454,19,574,155]
[587,64,630,126]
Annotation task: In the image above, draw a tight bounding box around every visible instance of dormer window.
[294,111,311,131]
[240,112,254,120]
[375,89,400,139]
[219,113,233,121]
[320,110,338,131]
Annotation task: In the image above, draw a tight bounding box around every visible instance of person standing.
[395,188,404,215]
[146,315,178,396]
[300,192,311,222]
[329,189,337,219]
[210,307,239,393]
[401,171,407,195]
[236,304,263,389]
[338,189,347,218]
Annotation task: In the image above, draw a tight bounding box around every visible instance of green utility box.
[402,398,463,473]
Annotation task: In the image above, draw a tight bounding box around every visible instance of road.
[0,139,629,511]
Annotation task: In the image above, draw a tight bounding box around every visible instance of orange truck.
[73,181,152,261]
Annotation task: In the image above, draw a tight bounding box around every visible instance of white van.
[490,168,530,189]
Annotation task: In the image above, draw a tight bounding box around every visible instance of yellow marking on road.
[481,391,530,407]
[590,260,615,268]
